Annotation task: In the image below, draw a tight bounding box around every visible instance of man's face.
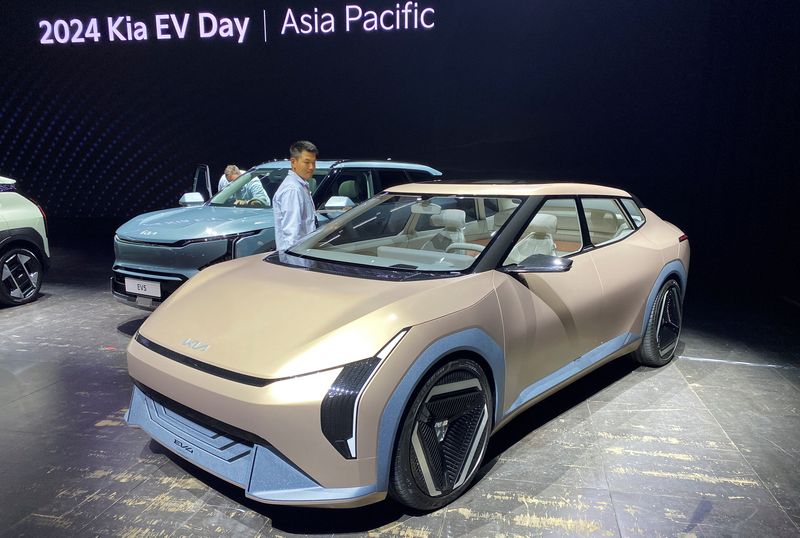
[227,171,241,182]
[291,151,317,181]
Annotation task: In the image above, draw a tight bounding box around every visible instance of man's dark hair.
[289,140,318,159]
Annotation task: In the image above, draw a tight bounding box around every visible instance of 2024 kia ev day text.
[112,159,440,309]
[126,180,689,509]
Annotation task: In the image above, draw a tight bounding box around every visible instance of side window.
[260,170,289,203]
[375,169,411,191]
[620,198,646,228]
[316,169,372,208]
[582,198,633,246]
[407,170,435,182]
[336,170,372,204]
[482,198,500,218]
[502,198,582,266]
[415,213,440,232]
[490,197,520,232]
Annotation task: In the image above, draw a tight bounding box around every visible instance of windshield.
[209,166,329,208]
[287,193,525,273]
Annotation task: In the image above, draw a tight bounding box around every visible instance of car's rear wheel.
[390,358,492,510]
[0,248,43,306]
[634,279,682,366]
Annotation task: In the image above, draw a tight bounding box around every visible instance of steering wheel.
[235,198,266,207]
[446,242,485,254]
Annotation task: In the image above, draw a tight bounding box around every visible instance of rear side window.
[620,198,646,228]
[581,198,634,246]
[407,170,435,181]
[376,169,411,191]
[315,169,373,208]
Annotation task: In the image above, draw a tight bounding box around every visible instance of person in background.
[273,141,318,250]
[218,164,242,193]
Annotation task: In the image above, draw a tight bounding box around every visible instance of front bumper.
[112,235,230,309]
[110,271,186,310]
[126,384,385,507]
[125,334,385,507]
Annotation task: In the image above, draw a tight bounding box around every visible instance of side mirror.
[501,254,572,274]
[179,192,206,207]
[324,195,355,211]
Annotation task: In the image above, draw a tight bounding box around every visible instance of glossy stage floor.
[1,245,798,537]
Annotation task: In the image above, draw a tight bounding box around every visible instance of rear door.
[581,197,662,341]
[191,164,212,200]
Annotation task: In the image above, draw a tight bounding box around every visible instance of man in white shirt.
[273,141,318,251]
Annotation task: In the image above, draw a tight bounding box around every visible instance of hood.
[116,206,275,243]
[139,256,495,379]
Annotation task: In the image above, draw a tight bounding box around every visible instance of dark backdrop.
[1,1,798,297]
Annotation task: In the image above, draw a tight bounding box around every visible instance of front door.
[494,198,604,414]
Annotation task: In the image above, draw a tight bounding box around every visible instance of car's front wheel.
[390,358,492,510]
[634,279,683,366]
[0,247,43,306]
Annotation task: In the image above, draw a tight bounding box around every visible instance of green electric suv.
[112,159,440,310]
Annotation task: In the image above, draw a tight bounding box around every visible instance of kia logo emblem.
[182,338,210,352]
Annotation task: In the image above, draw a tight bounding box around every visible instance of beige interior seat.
[422,209,466,253]
[491,198,519,231]
[506,213,557,264]
[587,209,619,244]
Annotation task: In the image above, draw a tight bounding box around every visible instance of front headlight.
[320,329,409,459]
[176,229,259,247]
[196,231,265,270]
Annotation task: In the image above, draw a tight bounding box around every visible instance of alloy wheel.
[1,251,41,301]
[655,283,682,358]
[409,371,489,497]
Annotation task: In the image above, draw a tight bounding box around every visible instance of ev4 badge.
[182,338,210,352]
[174,438,194,453]
[139,229,158,236]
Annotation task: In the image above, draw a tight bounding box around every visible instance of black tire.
[389,358,492,510]
[634,279,682,366]
[0,247,43,307]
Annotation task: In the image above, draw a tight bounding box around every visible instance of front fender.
[371,326,504,492]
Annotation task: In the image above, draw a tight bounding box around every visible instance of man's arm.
[248,178,270,205]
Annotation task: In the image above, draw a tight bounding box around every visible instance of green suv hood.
[116,206,275,243]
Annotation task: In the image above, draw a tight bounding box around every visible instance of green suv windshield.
[209,166,329,208]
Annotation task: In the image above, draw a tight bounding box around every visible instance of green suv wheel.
[0,247,43,306]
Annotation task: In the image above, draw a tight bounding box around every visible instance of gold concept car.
[126,181,690,510]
